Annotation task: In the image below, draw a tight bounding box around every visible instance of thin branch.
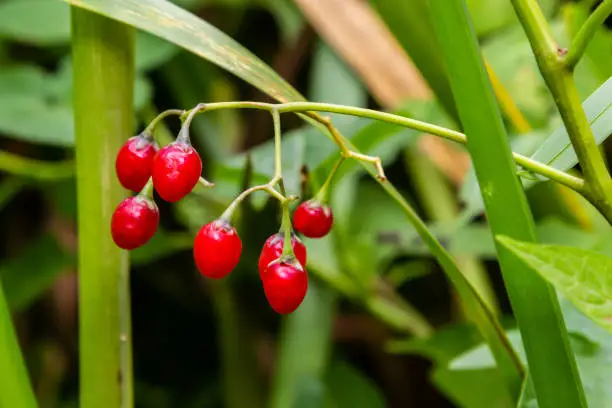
[565,0,612,70]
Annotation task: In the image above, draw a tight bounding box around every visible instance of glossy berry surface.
[115,135,158,192]
[258,233,307,279]
[262,261,308,314]
[293,201,334,238]
[194,220,242,279]
[152,141,202,202]
[111,196,159,250]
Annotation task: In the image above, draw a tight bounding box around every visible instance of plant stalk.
[71,8,134,408]
[511,0,612,223]
[430,0,587,404]
[565,0,612,69]
[0,280,38,408]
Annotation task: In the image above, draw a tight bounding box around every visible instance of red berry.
[111,196,159,250]
[152,141,202,202]
[262,261,308,314]
[194,220,242,279]
[293,201,333,238]
[115,135,158,192]
[258,233,307,279]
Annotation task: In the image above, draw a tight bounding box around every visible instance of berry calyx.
[194,220,242,279]
[262,260,308,314]
[152,141,202,202]
[258,233,307,280]
[293,200,334,238]
[111,196,159,250]
[115,135,158,192]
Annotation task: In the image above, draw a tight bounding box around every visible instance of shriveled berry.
[152,141,202,202]
[194,220,242,279]
[258,233,306,280]
[293,201,333,238]
[262,261,308,314]
[115,135,158,192]
[111,196,159,250]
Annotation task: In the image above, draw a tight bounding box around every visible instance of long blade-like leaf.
[63,0,304,103]
[429,0,586,405]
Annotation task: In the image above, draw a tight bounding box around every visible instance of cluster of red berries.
[110,133,334,314]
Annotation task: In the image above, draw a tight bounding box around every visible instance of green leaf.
[324,360,386,408]
[498,236,612,334]
[0,235,72,311]
[433,368,512,408]
[0,64,151,146]
[0,0,70,45]
[62,0,304,103]
[448,298,612,407]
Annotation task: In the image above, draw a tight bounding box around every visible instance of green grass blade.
[429,0,587,405]
[62,0,303,103]
[0,280,38,408]
[71,8,134,408]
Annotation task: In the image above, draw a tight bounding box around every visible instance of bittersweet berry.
[262,260,308,314]
[115,135,158,192]
[258,233,307,280]
[194,220,242,279]
[293,200,334,238]
[111,196,159,250]
[152,141,202,202]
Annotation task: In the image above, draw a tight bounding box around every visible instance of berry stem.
[279,204,295,258]
[176,103,206,144]
[315,156,345,204]
[197,177,216,189]
[271,108,283,180]
[138,177,154,199]
[170,101,585,198]
[220,177,292,222]
[142,108,184,138]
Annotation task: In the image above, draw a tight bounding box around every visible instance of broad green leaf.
[498,236,612,334]
[433,368,512,408]
[62,0,305,103]
[449,298,612,407]
[0,0,70,45]
[0,64,151,146]
[324,360,386,408]
[0,235,72,311]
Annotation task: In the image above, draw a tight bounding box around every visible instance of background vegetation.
[0,0,611,407]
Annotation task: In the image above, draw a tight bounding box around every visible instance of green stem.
[0,280,38,408]
[180,101,585,197]
[0,151,74,180]
[432,0,586,404]
[314,156,345,204]
[511,0,612,224]
[565,0,612,69]
[71,8,134,408]
[220,179,286,222]
[271,108,283,180]
[404,149,500,317]
[142,109,183,137]
[279,204,294,258]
